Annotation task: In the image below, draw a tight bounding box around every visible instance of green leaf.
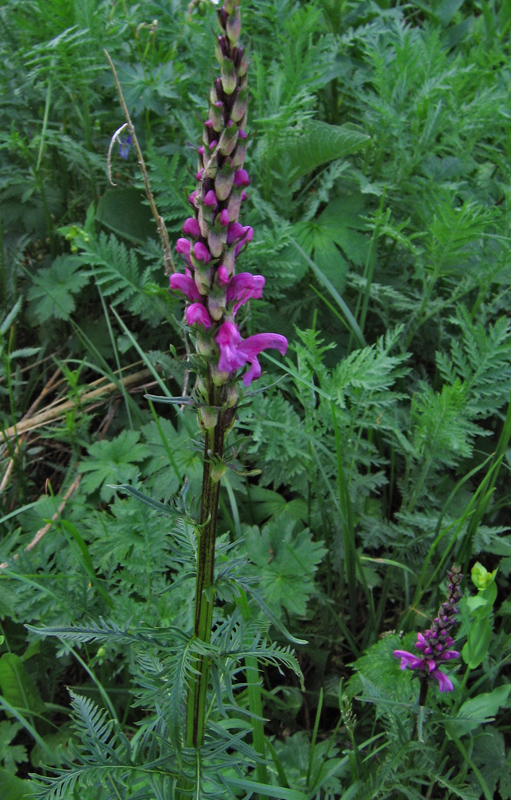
[244,519,326,618]
[223,776,307,800]
[461,616,492,669]
[78,431,150,501]
[0,654,46,720]
[96,188,156,245]
[27,255,90,323]
[0,721,27,772]
[447,685,511,737]
[286,121,370,183]
[0,769,35,800]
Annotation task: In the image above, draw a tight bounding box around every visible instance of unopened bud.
[199,406,219,430]
[226,9,241,44]
[221,59,237,95]
[214,160,235,201]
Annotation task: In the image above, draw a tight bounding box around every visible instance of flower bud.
[218,121,238,156]
[221,59,237,95]
[199,406,219,430]
[231,86,247,123]
[226,8,241,44]
[208,228,227,258]
[215,160,235,201]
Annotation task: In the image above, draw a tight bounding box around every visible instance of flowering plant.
[169,0,289,752]
[394,565,462,700]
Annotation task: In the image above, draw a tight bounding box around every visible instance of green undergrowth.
[1,0,511,798]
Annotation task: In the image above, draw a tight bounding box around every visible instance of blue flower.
[119,134,132,160]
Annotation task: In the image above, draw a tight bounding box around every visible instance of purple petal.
[238,332,287,360]
[227,222,245,244]
[234,226,253,256]
[217,265,229,286]
[226,272,265,315]
[216,321,246,372]
[170,273,202,302]
[393,650,426,670]
[220,209,230,226]
[194,242,212,264]
[234,169,250,187]
[176,238,191,255]
[432,670,454,692]
[243,357,261,386]
[186,303,212,328]
[439,650,459,661]
[183,217,201,237]
[204,190,218,208]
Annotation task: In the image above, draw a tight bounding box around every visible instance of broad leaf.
[27,256,90,323]
[285,121,370,183]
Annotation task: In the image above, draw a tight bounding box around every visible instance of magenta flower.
[170,273,202,302]
[394,565,462,695]
[183,218,201,237]
[234,168,250,187]
[176,238,191,256]
[226,272,265,315]
[216,320,287,386]
[187,303,212,328]
[193,242,212,264]
[204,190,218,208]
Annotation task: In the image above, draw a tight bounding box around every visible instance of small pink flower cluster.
[394,565,462,692]
[170,0,287,388]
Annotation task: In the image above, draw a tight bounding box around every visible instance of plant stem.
[186,377,229,749]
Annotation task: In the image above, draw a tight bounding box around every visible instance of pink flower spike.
[188,191,197,207]
[220,209,230,226]
[205,119,213,128]
[186,303,212,328]
[204,190,218,208]
[176,238,191,256]
[183,217,201,237]
[170,273,201,302]
[194,242,212,264]
[198,146,205,156]
[234,169,250,187]
[433,670,454,692]
[196,169,204,180]
[210,140,218,150]
[217,265,229,286]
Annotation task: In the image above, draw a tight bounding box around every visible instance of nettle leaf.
[243,518,326,618]
[78,431,151,501]
[27,255,90,323]
[285,121,371,183]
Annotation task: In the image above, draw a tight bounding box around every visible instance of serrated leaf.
[78,431,150,501]
[286,121,370,183]
[244,519,326,618]
[27,256,90,323]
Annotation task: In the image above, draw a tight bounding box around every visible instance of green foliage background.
[1,0,511,798]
